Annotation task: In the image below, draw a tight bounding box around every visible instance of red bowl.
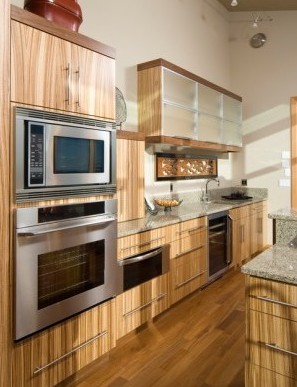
[24,0,83,32]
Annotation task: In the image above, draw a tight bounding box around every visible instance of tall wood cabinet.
[9,5,117,386]
[11,6,115,120]
[246,276,297,386]
[116,131,145,223]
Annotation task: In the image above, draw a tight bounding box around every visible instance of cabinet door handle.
[253,295,297,309]
[120,237,164,252]
[123,293,167,317]
[174,244,205,258]
[177,225,205,235]
[265,343,297,357]
[176,270,206,288]
[75,66,80,107]
[65,64,71,105]
[240,225,245,243]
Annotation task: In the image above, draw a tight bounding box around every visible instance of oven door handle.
[119,247,163,266]
[16,216,116,236]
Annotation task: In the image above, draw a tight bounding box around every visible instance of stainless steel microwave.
[15,107,116,202]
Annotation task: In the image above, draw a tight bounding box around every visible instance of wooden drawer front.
[248,277,297,322]
[12,301,114,386]
[151,273,170,317]
[118,228,165,260]
[249,309,297,380]
[246,363,296,387]
[170,228,206,259]
[170,248,207,305]
[116,277,169,339]
[229,205,250,220]
[165,217,206,243]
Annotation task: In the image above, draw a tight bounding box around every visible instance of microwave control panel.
[27,123,45,187]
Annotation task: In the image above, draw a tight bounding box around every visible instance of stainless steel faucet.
[206,178,220,195]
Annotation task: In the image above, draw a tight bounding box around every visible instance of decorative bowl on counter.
[154,198,183,212]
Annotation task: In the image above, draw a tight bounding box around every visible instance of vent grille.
[15,107,116,131]
[16,186,116,203]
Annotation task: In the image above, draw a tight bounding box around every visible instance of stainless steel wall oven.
[14,199,120,341]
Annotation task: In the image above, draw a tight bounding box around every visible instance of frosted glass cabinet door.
[163,68,197,109]
[222,121,242,146]
[198,84,222,117]
[223,95,242,123]
[198,114,222,143]
[162,103,198,138]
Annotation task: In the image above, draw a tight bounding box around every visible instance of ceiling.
[217,0,297,12]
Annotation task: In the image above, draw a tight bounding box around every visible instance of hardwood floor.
[60,269,246,387]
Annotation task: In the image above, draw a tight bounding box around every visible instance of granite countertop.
[118,197,265,238]
[268,207,297,221]
[241,245,297,285]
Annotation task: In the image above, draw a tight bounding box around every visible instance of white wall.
[229,11,297,242]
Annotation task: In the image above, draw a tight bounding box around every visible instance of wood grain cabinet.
[12,300,116,387]
[137,58,242,148]
[246,276,297,386]
[116,228,169,339]
[116,131,145,223]
[229,205,251,267]
[11,10,115,119]
[166,217,208,305]
[230,201,267,267]
[116,274,169,340]
[250,201,267,256]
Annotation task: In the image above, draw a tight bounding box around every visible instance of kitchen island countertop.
[241,244,297,285]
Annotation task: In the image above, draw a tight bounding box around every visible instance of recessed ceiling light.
[231,0,238,6]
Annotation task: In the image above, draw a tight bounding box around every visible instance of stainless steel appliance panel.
[15,199,120,340]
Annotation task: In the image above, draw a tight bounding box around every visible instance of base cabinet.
[250,201,267,256]
[116,274,169,340]
[11,300,116,387]
[245,276,297,386]
[230,201,267,267]
[166,217,207,305]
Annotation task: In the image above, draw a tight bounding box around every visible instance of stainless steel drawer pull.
[119,247,163,266]
[121,238,163,252]
[123,293,167,317]
[254,295,297,309]
[177,226,204,235]
[33,330,108,375]
[176,271,206,288]
[265,343,297,357]
[174,244,205,258]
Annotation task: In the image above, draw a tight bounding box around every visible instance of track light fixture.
[231,0,238,6]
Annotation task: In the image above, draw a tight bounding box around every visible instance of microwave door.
[46,125,110,186]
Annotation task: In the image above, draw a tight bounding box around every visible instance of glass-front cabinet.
[138,59,242,148]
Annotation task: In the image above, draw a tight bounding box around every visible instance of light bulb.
[231,0,238,6]
[253,21,258,28]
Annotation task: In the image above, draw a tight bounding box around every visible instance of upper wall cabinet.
[138,59,242,151]
[10,6,115,120]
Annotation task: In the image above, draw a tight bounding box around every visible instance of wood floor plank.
[60,270,245,387]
